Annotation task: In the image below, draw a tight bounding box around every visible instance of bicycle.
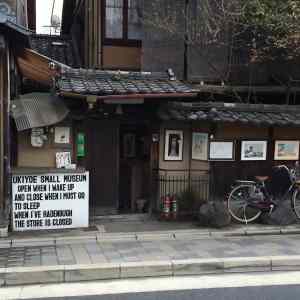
[227,164,300,224]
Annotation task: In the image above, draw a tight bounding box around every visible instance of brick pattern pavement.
[1,235,300,268]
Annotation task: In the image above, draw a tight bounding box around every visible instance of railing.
[153,169,210,214]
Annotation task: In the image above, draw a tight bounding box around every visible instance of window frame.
[102,0,142,47]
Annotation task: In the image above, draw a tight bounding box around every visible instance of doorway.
[85,119,119,216]
[119,124,152,213]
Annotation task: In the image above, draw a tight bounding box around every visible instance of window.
[104,0,142,46]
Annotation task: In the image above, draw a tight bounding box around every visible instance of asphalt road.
[23,285,300,300]
[4,272,300,300]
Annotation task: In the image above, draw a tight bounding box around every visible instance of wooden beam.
[60,91,198,100]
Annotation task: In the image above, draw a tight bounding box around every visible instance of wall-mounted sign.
[56,152,72,168]
[12,172,89,231]
[77,133,85,157]
[54,127,70,144]
[31,128,47,148]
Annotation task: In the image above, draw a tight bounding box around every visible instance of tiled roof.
[158,102,300,127]
[30,34,80,67]
[56,68,197,96]
[0,12,30,45]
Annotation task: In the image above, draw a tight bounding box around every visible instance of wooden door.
[85,120,119,214]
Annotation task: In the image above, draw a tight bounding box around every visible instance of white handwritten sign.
[12,172,89,231]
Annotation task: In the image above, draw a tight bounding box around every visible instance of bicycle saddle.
[255,176,269,182]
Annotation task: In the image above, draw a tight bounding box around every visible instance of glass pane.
[128,0,142,40]
[105,0,123,39]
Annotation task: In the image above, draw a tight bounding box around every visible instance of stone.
[223,257,271,273]
[198,201,231,228]
[65,263,120,282]
[120,261,172,278]
[172,258,224,276]
[260,200,297,226]
[5,266,64,286]
[271,255,300,271]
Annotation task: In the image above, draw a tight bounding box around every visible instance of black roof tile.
[159,102,300,127]
[56,68,197,96]
[30,34,80,67]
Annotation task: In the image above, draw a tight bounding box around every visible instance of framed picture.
[241,141,267,161]
[54,127,70,144]
[274,140,300,161]
[123,133,136,158]
[192,132,208,160]
[164,130,183,161]
[209,141,235,161]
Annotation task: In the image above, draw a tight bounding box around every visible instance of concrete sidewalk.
[1,232,300,286]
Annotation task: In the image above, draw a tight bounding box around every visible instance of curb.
[1,226,300,248]
[1,255,300,287]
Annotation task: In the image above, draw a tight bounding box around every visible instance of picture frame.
[274,140,300,161]
[164,130,183,161]
[209,141,235,161]
[191,132,208,161]
[123,133,136,158]
[241,140,267,161]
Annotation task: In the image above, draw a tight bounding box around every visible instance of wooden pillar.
[84,0,102,68]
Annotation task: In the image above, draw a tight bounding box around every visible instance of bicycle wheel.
[227,184,262,223]
[292,188,300,219]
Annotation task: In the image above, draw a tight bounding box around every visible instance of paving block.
[120,260,172,278]
[271,255,300,271]
[5,265,64,286]
[65,262,120,282]
[0,226,8,238]
[223,256,271,273]
[0,240,11,249]
[172,258,224,276]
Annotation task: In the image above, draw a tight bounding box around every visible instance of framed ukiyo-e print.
[209,141,235,161]
[274,140,300,161]
[164,130,183,161]
[192,132,208,161]
[241,141,267,161]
